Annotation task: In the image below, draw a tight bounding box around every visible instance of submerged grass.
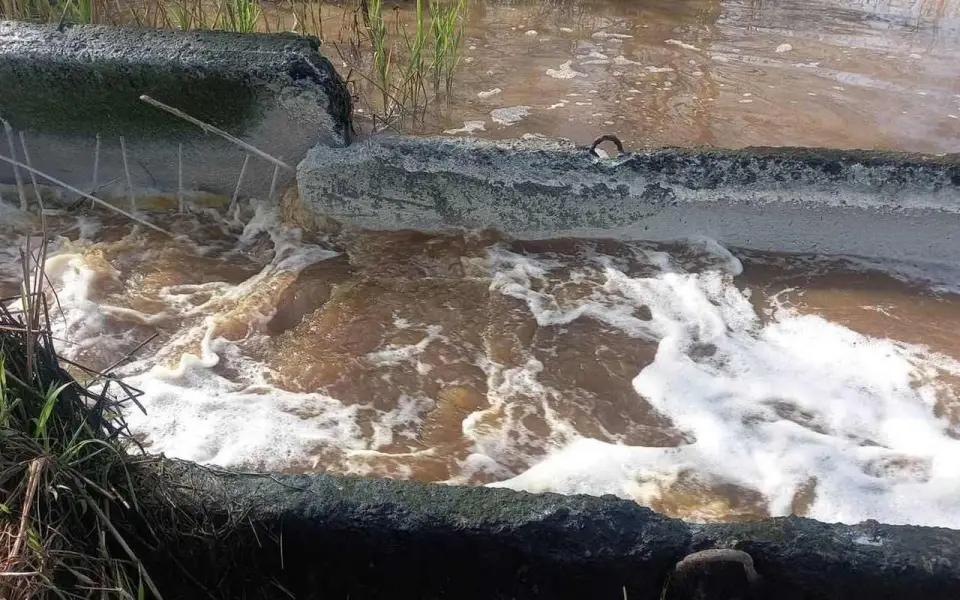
[219,0,262,33]
[0,0,468,131]
[430,0,465,96]
[0,227,170,598]
[335,0,467,130]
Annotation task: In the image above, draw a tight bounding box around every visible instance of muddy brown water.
[1,197,959,525]
[330,0,960,152]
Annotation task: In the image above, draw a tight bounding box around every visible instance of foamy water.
[4,199,960,528]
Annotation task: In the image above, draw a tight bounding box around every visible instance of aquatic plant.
[0,0,59,22]
[401,0,429,119]
[60,0,100,24]
[430,0,465,96]
[289,0,324,39]
[333,0,467,130]
[366,0,393,113]
[166,0,211,30]
[218,0,262,33]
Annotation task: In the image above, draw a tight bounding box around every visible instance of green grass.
[430,0,465,96]
[339,0,466,130]
[0,234,167,599]
[401,0,428,121]
[60,0,101,25]
[0,0,59,22]
[166,0,210,31]
[366,0,393,113]
[218,0,262,33]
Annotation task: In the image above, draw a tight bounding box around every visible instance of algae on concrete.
[0,20,353,201]
[0,55,260,139]
[0,21,351,142]
[136,460,960,600]
[297,135,960,265]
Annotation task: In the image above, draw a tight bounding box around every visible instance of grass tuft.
[218,0,262,33]
[0,230,166,599]
[430,0,465,97]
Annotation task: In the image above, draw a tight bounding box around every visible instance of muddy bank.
[139,459,960,600]
[298,135,960,266]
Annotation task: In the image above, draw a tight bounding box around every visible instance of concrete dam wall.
[1,19,960,600]
[298,136,960,267]
[0,20,351,202]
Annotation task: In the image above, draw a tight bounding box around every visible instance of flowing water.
[3,0,960,528]
[3,197,960,528]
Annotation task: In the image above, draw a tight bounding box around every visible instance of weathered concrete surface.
[0,21,351,202]
[143,460,960,600]
[299,136,960,265]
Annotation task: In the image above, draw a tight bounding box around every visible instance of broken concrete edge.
[140,458,960,600]
[0,20,351,141]
[0,20,353,199]
[297,135,960,266]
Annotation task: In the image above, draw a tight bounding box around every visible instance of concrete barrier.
[298,136,960,266]
[139,460,960,600]
[0,21,352,203]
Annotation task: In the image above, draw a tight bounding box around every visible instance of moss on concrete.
[0,56,260,139]
[0,21,344,140]
[133,461,960,600]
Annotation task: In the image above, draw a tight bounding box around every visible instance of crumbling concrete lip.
[142,459,960,600]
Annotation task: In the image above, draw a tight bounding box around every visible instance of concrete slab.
[298,135,960,266]
[0,21,352,204]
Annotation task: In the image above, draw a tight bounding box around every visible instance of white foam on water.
[444,120,487,135]
[9,199,960,527]
[366,324,445,367]
[121,336,365,469]
[593,31,633,40]
[614,55,643,66]
[485,242,960,528]
[583,50,610,60]
[666,39,702,52]
[32,248,148,362]
[490,106,531,126]
[546,61,587,79]
[6,201,374,472]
